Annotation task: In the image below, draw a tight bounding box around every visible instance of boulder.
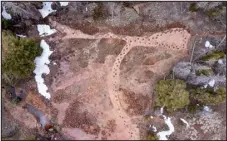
[2,2,42,21]
[173,62,192,80]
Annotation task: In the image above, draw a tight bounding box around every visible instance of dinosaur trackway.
[49,18,191,140]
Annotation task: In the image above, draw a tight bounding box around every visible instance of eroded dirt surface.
[39,18,192,140]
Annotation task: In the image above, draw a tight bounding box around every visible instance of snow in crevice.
[180,118,189,128]
[208,79,215,87]
[152,125,157,132]
[218,59,223,64]
[33,40,53,99]
[37,24,57,37]
[157,116,175,140]
[39,2,56,18]
[60,2,69,6]
[160,106,164,115]
[2,6,12,20]
[205,41,214,49]
[203,84,208,88]
[203,106,212,112]
[16,34,26,38]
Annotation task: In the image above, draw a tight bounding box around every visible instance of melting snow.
[218,59,223,64]
[37,24,57,37]
[203,106,212,112]
[16,34,26,38]
[180,118,189,128]
[152,125,157,132]
[2,6,12,20]
[157,116,174,140]
[160,106,164,115]
[33,40,53,99]
[39,2,56,18]
[60,2,69,6]
[205,41,214,48]
[203,84,208,88]
[208,79,215,87]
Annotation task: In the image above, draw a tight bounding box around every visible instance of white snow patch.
[162,115,167,119]
[205,41,214,48]
[208,79,215,87]
[180,118,189,128]
[152,125,157,132]
[150,116,153,119]
[157,116,174,140]
[203,106,212,112]
[160,106,164,115]
[2,6,12,20]
[203,84,208,88]
[16,34,26,38]
[39,2,56,18]
[33,40,53,99]
[60,2,69,6]
[53,62,57,65]
[37,24,57,37]
[218,59,223,64]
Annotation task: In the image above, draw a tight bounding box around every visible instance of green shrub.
[144,115,151,120]
[155,79,190,111]
[146,134,159,140]
[205,6,224,18]
[21,135,36,140]
[93,3,105,21]
[187,104,197,113]
[190,87,226,105]
[2,19,11,29]
[196,69,213,76]
[189,3,199,12]
[187,103,204,113]
[202,51,225,61]
[2,30,43,85]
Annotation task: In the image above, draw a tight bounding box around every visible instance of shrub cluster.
[155,79,190,111]
[2,30,42,85]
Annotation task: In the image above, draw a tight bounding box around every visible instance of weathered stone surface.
[173,62,192,80]
[2,2,42,21]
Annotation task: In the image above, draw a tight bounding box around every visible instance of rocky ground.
[1,2,226,140]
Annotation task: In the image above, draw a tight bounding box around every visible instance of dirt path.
[49,18,191,140]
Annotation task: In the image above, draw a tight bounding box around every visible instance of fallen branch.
[190,38,197,64]
[216,35,226,48]
[219,19,226,29]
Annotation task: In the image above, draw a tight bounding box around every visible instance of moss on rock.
[189,3,199,12]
